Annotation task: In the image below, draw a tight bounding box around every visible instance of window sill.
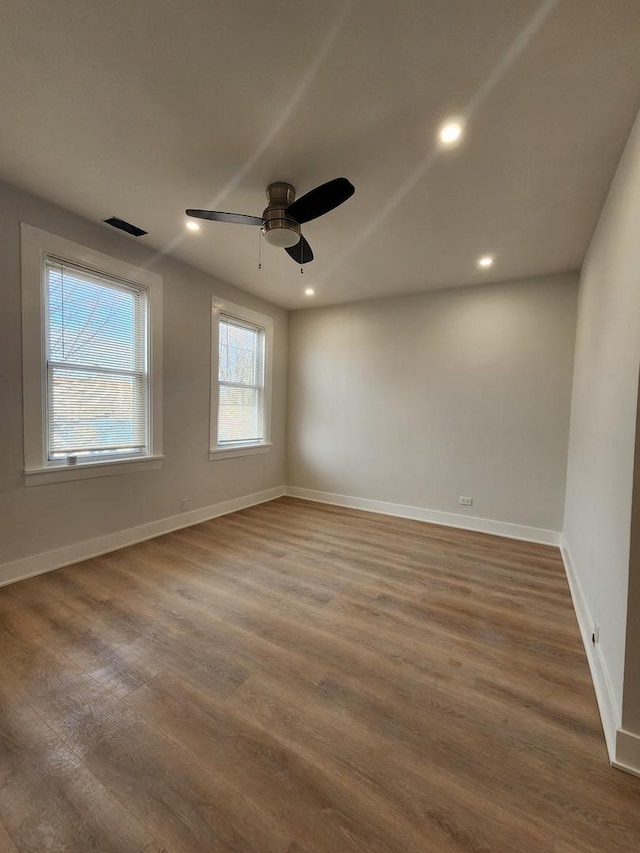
[24,455,164,486]
[209,442,272,461]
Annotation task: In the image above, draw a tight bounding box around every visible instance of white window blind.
[218,315,264,444]
[44,258,149,460]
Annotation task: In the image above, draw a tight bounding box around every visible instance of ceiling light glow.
[438,119,464,147]
[304,288,315,296]
[478,255,494,268]
[186,220,200,232]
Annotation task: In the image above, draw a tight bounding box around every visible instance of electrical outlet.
[181,498,189,512]
[592,622,600,645]
[458,496,473,507]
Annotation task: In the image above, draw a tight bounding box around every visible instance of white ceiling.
[1,0,639,309]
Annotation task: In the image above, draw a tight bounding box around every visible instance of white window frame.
[210,296,273,460]
[21,223,163,486]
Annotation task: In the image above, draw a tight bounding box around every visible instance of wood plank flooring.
[1,496,640,851]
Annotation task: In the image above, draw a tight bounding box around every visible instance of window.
[21,224,163,485]
[45,259,149,461]
[210,298,273,459]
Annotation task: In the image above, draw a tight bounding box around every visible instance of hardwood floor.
[1,496,639,852]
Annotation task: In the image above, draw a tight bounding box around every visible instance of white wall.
[0,181,287,575]
[287,273,577,536]
[563,110,640,758]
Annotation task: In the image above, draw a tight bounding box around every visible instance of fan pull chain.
[257,229,263,270]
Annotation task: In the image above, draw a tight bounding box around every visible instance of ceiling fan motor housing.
[262,182,301,248]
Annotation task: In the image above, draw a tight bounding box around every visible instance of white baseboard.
[0,484,559,588]
[0,486,286,588]
[560,535,619,763]
[285,486,561,546]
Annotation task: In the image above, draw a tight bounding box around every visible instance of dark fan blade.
[286,178,355,224]
[185,209,263,226]
[285,236,314,264]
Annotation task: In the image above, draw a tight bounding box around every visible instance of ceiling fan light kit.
[261,182,301,248]
[185,177,354,265]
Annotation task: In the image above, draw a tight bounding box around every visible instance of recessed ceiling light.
[438,119,464,147]
[478,255,494,268]
[185,220,200,232]
[304,287,315,296]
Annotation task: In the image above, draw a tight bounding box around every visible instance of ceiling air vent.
[103,216,148,237]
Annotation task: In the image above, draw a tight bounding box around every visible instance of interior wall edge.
[286,486,561,546]
[0,485,286,589]
[614,729,640,778]
[560,533,619,763]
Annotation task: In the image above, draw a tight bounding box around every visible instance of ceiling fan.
[185,177,355,264]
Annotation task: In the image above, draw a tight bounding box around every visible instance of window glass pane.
[48,367,147,455]
[47,263,144,372]
[218,386,262,443]
[219,319,259,385]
